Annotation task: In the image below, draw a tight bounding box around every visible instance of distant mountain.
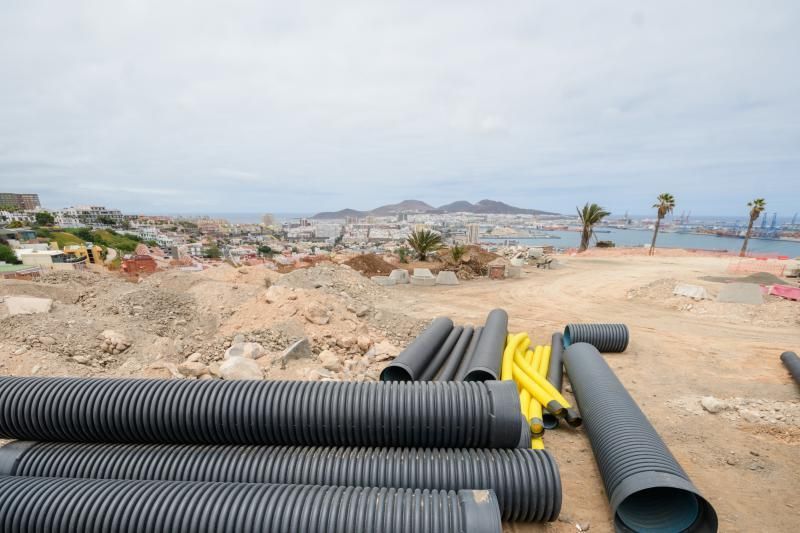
[312,199,556,219]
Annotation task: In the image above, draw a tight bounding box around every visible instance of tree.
[97,216,116,226]
[7,220,24,229]
[205,245,221,259]
[740,198,766,257]
[450,244,467,263]
[34,211,55,226]
[407,229,443,261]
[576,203,610,252]
[649,193,676,256]
[0,243,20,264]
[258,245,274,257]
[395,246,410,263]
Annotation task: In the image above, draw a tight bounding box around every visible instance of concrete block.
[435,271,459,285]
[389,269,410,284]
[413,268,434,278]
[372,276,397,286]
[410,275,436,287]
[673,283,711,300]
[3,296,53,316]
[716,282,763,304]
[506,266,522,278]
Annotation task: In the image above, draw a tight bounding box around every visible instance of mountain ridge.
[312,199,557,219]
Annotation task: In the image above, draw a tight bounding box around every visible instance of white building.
[467,223,481,244]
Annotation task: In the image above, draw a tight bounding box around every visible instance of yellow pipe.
[531,437,545,449]
[512,363,565,416]
[538,345,551,377]
[518,349,535,415]
[513,350,573,409]
[501,333,527,381]
[531,345,543,375]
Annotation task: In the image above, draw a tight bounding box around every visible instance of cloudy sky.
[0,1,797,216]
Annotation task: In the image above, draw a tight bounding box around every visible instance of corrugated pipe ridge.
[0,476,502,533]
[563,343,717,532]
[0,441,561,522]
[563,323,629,353]
[0,377,522,448]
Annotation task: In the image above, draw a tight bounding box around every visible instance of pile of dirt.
[344,254,396,277]
[456,246,500,279]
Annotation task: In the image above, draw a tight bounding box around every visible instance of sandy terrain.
[1,252,797,532]
[386,253,800,532]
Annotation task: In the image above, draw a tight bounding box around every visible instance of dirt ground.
[384,253,799,532]
[0,252,797,531]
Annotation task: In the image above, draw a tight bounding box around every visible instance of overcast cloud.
[0,1,798,216]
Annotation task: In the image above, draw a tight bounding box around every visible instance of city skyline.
[1,2,798,216]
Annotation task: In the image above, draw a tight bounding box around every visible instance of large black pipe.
[0,377,523,448]
[464,309,508,381]
[381,317,453,381]
[563,323,629,353]
[0,476,502,533]
[542,332,565,430]
[420,326,464,380]
[0,441,561,522]
[454,327,483,381]
[781,351,800,385]
[435,326,474,381]
[563,343,717,532]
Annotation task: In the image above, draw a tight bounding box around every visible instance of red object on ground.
[770,284,800,301]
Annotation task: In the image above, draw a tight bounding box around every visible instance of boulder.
[97,330,132,355]
[224,342,265,359]
[371,341,400,362]
[347,303,370,317]
[318,350,342,372]
[357,335,372,352]
[177,361,209,377]
[337,336,356,349]
[280,337,313,361]
[303,303,331,325]
[4,296,53,316]
[219,356,263,380]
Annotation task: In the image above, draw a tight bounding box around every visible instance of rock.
[337,336,356,349]
[4,296,53,316]
[700,396,727,414]
[97,330,131,354]
[39,336,56,346]
[303,303,331,325]
[310,368,335,380]
[233,334,246,345]
[318,350,342,372]
[177,361,209,377]
[12,347,28,356]
[219,356,263,380]
[347,303,370,317]
[577,522,590,532]
[739,409,762,424]
[371,341,400,361]
[224,342,265,359]
[73,356,91,365]
[281,337,313,361]
[141,365,174,379]
[357,335,372,352]
[186,352,203,363]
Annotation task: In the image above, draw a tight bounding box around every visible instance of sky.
[0,1,798,217]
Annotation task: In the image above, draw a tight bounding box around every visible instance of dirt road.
[387,254,799,532]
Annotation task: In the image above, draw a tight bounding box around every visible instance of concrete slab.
[673,283,711,300]
[372,276,397,286]
[506,266,522,278]
[389,269,410,284]
[716,283,763,304]
[410,276,436,287]
[3,296,53,316]
[435,271,459,285]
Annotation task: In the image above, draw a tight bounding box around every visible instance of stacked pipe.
[0,376,562,529]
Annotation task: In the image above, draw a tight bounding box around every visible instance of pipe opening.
[379,366,412,382]
[616,487,703,532]
[542,414,559,430]
[464,370,495,382]
[562,329,572,347]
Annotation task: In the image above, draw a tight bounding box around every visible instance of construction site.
[0,248,798,531]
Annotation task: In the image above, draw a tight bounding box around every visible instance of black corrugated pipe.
[464,309,508,381]
[517,415,532,449]
[781,351,800,385]
[542,332,565,430]
[0,377,523,448]
[0,441,561,522]
[563,343,718,532]
[435,326,474,381]
[420,326,464,380]
[454,327,483,381]
[563,323,629,352]
[0,477,502,533]
[381,317,453,381]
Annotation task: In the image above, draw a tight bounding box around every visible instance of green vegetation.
[50,232,84,248]
[407,229,443,261]
[55,228,141,252]
[450,244,467,263]
[740,198,766,257]
[96,215,117,226]
[649,193,676,256]
[0,243,20,264]
[395,246,410,263]
[576,203,611,252]
[205,245,221,259]
[6,220,24,228]
[34,211,55,226]
[258,245,274,257]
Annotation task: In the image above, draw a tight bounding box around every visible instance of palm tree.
[740,198,766,257]
[407,229,443,261]
[649,193,676,256]
[576,203,610,252]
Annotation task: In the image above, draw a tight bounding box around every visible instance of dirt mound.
[344,254,395,277]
